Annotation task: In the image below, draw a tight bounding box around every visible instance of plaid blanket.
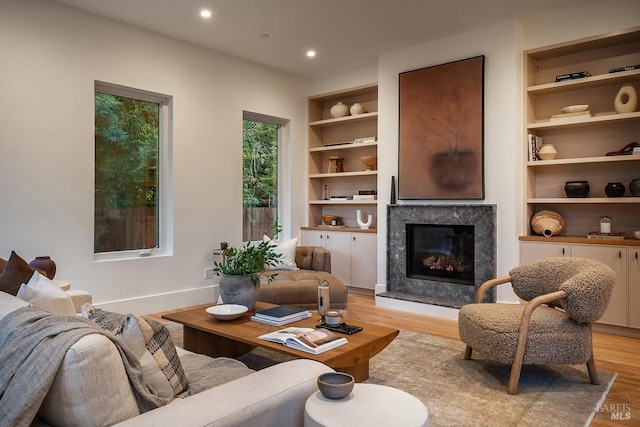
[0,306,169,427]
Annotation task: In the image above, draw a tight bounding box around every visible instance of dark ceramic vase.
[29,256,57,279]
[630,179,640,197]
[564,181,590,198]
[605,182,626,197]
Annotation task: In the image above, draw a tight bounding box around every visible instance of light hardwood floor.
[151,293,640,426]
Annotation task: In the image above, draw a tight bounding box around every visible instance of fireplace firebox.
[383,204,496,308]
[406,224,474,285]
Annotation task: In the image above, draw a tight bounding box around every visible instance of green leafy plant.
[212,240,282,284]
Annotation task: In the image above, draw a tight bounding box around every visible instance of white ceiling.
[54,0,584,79]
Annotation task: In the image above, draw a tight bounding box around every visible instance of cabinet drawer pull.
[562,248,565,255]
[636,252,638,260]
[619,250,622,259]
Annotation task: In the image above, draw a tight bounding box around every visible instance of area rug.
[165,324,615,427]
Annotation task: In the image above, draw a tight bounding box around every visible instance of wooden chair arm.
[475,275,512,303]
[508,289,568,394]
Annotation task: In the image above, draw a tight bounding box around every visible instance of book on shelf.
[258,327,348,354]
[555,71,591,82]
[527,133,542,161]
[609,64,640,73]
[550,111,592,122]
[352,194,377,200]
[587,232,626,240]
[253,305,309,322]
[329,195,352,200]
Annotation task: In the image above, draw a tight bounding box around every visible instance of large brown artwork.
[398,56,485,199]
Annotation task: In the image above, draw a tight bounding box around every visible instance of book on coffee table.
[258,327,347,354]
[253,305,309,321]
[250,312,312,326]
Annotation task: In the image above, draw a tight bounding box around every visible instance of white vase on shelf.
[537,144,558,160]
[356,210,373,229]
[330,102,349,118]
[614,85,638,113]
[350,102,365,115]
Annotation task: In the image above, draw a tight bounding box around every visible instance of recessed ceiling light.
[306,50,316,58]
[200,9,212,18]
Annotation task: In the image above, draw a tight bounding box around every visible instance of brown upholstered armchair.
[458,257,615,394]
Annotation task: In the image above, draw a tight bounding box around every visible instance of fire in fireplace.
[406,223,474,285]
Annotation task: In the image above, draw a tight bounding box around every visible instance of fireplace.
[382,204,496,308]
[406,223,474,285]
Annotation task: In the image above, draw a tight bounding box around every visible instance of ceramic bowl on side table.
[317,372,355,399]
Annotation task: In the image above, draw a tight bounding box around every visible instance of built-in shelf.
[527,155,640,166]
[527,68,640,95]
[309,171,378,179]
[522,26,640,240]
[526,197,640,204]
[308,141,377,153]
[519,235,640,247]
[306,83,379,230]
[309,112,378,128]
[309,200,377,205]
[528,111,640,129]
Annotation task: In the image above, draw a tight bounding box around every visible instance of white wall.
[310,3,639,307]
[377,21,522,304]
[2,0,637,316]
[0,0,309,314]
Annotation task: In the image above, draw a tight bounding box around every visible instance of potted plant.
[212,240,282,310]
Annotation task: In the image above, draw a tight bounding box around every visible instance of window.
[242,113,284,241]
[94,82,171,256]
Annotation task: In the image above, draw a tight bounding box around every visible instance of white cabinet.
[520,238,639,329]
[350,232,377,289]
[572,244,628,327]
[301,229,377,290]
[629,247,640,329]
[521,241,571,263]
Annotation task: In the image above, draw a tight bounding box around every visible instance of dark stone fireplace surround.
[381,204,496,309]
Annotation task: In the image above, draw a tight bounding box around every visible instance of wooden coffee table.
[163,302,399,382]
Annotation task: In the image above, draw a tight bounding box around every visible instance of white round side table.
[304,383,429,427]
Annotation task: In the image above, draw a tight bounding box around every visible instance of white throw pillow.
[16,272,75,315]
[263,235,298,270]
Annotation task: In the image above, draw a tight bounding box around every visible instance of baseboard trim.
[96,286,218,315]
[593,323,640,339]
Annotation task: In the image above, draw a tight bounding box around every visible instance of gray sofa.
[258,246,348,310]
[0,291,333,427]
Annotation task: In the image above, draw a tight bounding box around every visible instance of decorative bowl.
[635,231,640,240]
[322,215,341,225]
[205,304,248,321]
[317,372,354,399]
[561,104,589,113]
[564,180,590,198]
[360,156,377,171]
[604,182,625,197]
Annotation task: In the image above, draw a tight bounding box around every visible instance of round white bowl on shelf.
[561,104,589,113]
[206,304,248,321]
[634,231,640,240]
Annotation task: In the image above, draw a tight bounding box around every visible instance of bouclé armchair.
[458,257,615,394]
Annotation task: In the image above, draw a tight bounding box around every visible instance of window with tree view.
[94,87,160,253]
[243,119,279,241]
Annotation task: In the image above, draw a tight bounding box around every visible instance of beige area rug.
[165,324,615,427]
